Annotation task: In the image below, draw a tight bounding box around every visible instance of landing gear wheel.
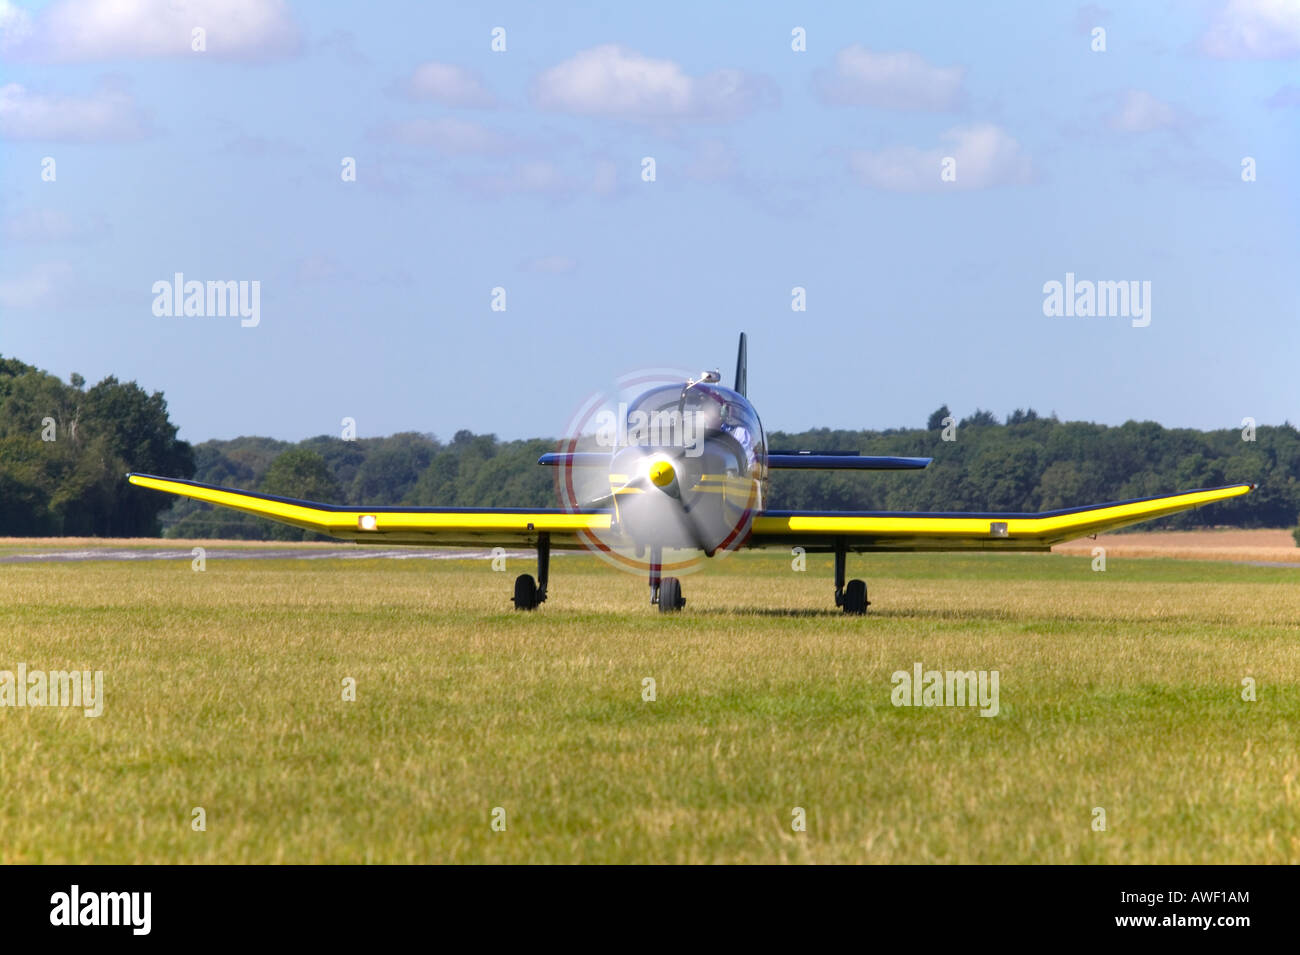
[512,573,539,610]
[658,577,685,613]
[841,578,869,615]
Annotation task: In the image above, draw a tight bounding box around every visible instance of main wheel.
[842,578,868,615]
[658,577,685,613]
[513,573,538,610]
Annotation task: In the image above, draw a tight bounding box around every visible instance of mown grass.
[0,550,1297,863]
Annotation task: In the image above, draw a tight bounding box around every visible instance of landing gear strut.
[649,545,685,613]
[833,537,869,615]
[512,532,550,610]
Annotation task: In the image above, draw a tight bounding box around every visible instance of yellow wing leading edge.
[130,473,1254,554]
[126,474,611,548]
[747,483,1255,552]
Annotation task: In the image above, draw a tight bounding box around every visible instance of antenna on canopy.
[734,332,747,397]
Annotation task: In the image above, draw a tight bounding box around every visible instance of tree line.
[160,408,1297,540]
[1,358,1295,539]
[0,357,194,536]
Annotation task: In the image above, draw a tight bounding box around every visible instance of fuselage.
[603,379,767,556]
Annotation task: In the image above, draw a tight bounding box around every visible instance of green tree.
[0,359,192,536]
[259,449,341,540]
[78,377,195,535]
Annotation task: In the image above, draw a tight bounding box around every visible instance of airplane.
[127,334,1254,614]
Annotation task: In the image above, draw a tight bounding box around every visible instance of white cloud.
[1108,89,1182,133]
[534,45,774,121]
[849,124,1033,192]
[403,62,495,108]
[1202,0,1300,59]
[2,207,109,242]
[817,45,965,110]
[0,82,147,141]
[0,1,32,44]
[0,0,299,62]
[0,262,73,309]
[381,117,516,155]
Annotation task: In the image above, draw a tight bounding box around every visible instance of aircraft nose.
[648,459,676,489]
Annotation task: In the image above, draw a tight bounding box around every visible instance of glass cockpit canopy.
[624,381,763,458]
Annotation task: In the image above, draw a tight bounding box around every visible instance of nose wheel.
[656,577,685,612]
[648,546,686,612]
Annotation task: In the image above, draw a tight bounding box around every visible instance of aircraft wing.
[127,474,611,548]
[747,483,1255,552]
[767,453,931,470]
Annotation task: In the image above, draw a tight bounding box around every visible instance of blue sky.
[1,0,1297,443]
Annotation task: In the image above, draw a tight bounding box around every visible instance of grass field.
[1,548,1297,864]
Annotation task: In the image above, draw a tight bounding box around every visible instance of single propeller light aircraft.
[128,334,1254,614]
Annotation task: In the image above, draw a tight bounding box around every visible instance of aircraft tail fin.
[734,332,747,397]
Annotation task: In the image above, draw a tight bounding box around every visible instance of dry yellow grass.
[0,549,1297,863]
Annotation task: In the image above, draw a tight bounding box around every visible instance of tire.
[842,578,868,615]
[513,573,538,610]
[658,577,685,612]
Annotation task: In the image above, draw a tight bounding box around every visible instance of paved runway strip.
[0,548,538,563]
